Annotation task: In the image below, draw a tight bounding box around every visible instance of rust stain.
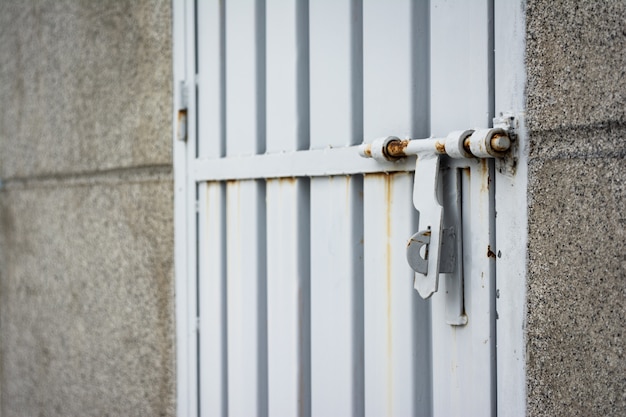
[487,245,497,259]
[479,160,490,193]
[277,177,297,185]
[435,140,446,154]
[177,109,187,141]
[385,139,409,159]
[422,230,431,237]
[463,136,472,155]
[363,144,372,157]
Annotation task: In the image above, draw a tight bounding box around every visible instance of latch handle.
[410,152,443,298]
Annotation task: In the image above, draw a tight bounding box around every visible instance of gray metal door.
[173,1,527,416]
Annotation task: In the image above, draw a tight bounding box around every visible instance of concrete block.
[526,0,626,131]
[0,178,175,416]
[0,0,172,179]
[526,155,625,416]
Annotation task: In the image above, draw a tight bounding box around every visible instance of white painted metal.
[173,1,195,416]
[175,1,527,416]
[362,1,432,416]
[310,177,364,416]
[309,2,364,414]
[412,153,443,298]
[225,0,265,157]
[226,180,267,417]
[197,0,223,159]
[494,1,528,415]
[265,0,310,415]
[310,0,362,149]
[310,7,362,417]
[198,182,227,417]
[363,173,431,417]
[224,1,267,416]
[196,2,227,416]
[266,179,310,417]
[191,147,414,181]
[430,1,496,415]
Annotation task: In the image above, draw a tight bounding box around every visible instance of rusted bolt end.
[490,133,511,153]
[463,137,472,155]
[384,139,409,159]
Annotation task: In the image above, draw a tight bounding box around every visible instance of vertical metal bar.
[226,180,268,417]
[362,0,431,415]
[310,0,362,149]
[310,176,364,417]
[266,179,310,417]
[225,0,268,416]
[198,182,228,417]
[430,2,495,414]
[310,1,364,415]
[363,173,429,417]
[494,1,527,415]
[430,0,491,134]
[226,0,265,157]
[197,0,224,159]
[197,1,227,416]
[265,0,311,415]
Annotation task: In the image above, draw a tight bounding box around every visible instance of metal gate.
[173,1,527,416]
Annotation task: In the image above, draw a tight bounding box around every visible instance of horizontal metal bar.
[190,145,415,181]
[359,130,511,162]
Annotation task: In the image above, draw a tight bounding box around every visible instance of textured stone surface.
[526,0,626,131]
[0,0,172,179]
[526,1,626,415]
[0,179,175,417]
[0,1,175,415]
[527,155,625,417]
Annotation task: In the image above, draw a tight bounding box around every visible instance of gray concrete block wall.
[0,1,174,416]
[526,1,625,416]
[0,0,172,178]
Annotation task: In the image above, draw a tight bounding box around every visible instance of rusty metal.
[360,127,512,162]
[177,109,188,142]
[434,140,447,154]
[490,133,510,153]
[384,139,410,159]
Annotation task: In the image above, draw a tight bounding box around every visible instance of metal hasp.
[359,123,513,325]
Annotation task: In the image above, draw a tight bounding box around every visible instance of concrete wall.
[525,1,625,416]
[0,1,174,416]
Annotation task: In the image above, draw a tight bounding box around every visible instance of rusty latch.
[359,122,515,325]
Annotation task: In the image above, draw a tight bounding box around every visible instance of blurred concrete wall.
[0,1,174,416]
[525,1,625,416]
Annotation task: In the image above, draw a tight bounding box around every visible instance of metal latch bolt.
[359,126,512,324]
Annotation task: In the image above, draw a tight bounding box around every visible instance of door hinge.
[177,80,189,142]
